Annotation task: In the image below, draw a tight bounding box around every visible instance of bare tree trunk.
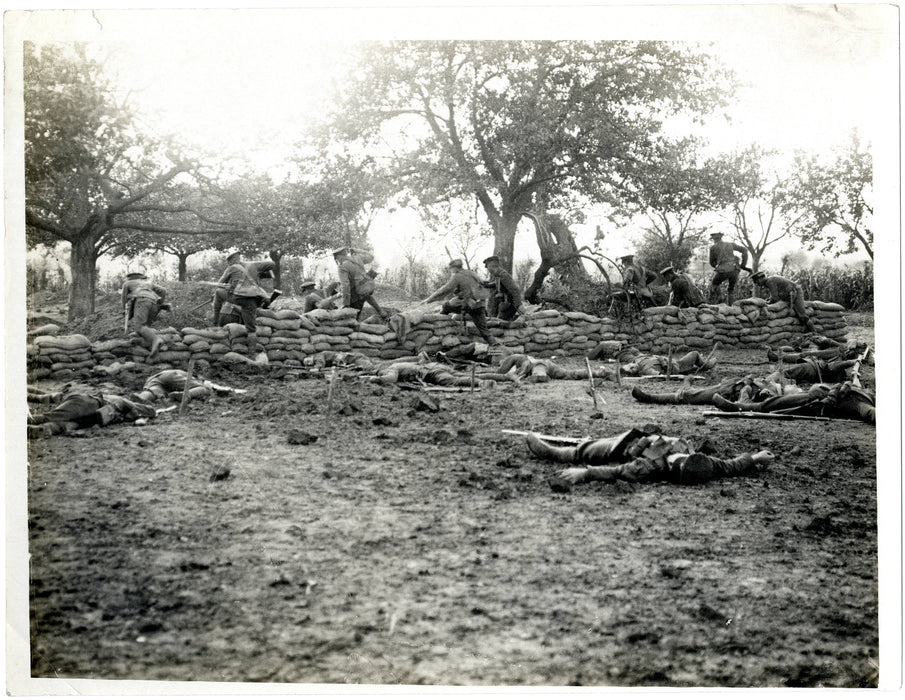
[68,234,99,320]
[177,252,189,282]
[269,250,283,290]
[522,212,589,302]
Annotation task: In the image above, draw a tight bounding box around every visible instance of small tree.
[785,130,873,259]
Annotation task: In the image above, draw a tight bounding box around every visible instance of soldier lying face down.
[28,382,156,438]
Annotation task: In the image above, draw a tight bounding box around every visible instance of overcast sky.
[5,4,898,268]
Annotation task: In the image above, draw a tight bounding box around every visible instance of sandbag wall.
[26,298,848,380]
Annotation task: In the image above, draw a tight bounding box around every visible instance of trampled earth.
[23,315,879,688]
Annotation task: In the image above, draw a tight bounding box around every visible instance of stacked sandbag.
[28,334,93,379]
[23,297,851,379]
[255,308,310,366]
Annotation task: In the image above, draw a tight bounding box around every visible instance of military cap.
[226,250,242,263]
[750,270,767,281]
[678,453,716,485]
[332,246,349,257]
[660,266,675,277]
[448,259,464,269]
[483,255,500,265]
[126,271,146,279]
[709,232,723,239]
[300,279,316,290]
[620,254,635,262]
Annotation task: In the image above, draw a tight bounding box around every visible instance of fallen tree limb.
[702,411,862,423]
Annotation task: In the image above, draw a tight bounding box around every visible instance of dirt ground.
[22,310,879,688]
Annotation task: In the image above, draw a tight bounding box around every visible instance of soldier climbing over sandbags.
[299,280,325,313]
[333,246,390,321]
[750,270,817,332]
[522,426,776,487]
[660,266,704,308]
[213,250,279,359]
[27,382,156,438]
[421,259,497,346]
[707,232,749,305]
[121,269,170,359]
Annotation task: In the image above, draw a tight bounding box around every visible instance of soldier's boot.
[525,433,579,463]
[631,385,681,404]
[726,290,735,306]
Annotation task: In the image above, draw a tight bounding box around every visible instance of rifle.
[501,429,589,444]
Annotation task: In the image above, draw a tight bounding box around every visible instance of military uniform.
[424,260,494,345]
[28,385,155,437]
[617,346,716,377]
[752,272,816,332]
[712,382,875,424]
[121,272,168,358]
[526,428,766,486]
[708,234,748,304]
[661,266,704,308]
[620,255,656,305]
[334,248,388,320]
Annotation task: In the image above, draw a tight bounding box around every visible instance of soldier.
[588,343,718,376]
[524,426,776,487]
[483,255,525,321]
[708,232,749,305]
[122,270,170,359]
[215,251,276,358]
[422,259,495,345]
[660,266,704,308]
[333,247,390,320]
[619,254,657,307]
[300,280,324,313]
[750,270,817,332]
[27,383,156,438]
[497,354,615,382]
[712,381,875,424]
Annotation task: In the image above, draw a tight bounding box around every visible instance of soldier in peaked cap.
[422,259,495,345]
[121,269,169,359]
[750,270,816,332]
[619,254,656,306]
[660,266,704,308]
[214,252,276,358]
[300,279,326,313]
[333,246,389,320]
[708,232,749,305]
[483,255,525,321]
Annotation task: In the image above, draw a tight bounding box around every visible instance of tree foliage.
[617,136,727,271]
[332,40,735,272]
[712,145,806,272]
[24,42,240,318]
[785,130,873,259]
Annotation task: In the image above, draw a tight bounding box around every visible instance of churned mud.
[24,324,879,688]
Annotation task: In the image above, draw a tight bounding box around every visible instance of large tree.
[24,43,239,319]
[785,130,873,259]
[332,40,735,273]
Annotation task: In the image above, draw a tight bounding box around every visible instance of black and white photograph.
[4,3,901,694]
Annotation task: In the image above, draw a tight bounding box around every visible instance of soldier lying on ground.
[588,343,718,377]
[712,381,875,424]
[27,383,156,438]
[766,337,869,363]
[631,361,859,406]
[137,369,246,403]
[370,360,517,387]
[524,426,775,487]
[497,354,616,383]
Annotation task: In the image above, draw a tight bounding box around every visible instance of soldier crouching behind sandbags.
[524,426,775,487]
